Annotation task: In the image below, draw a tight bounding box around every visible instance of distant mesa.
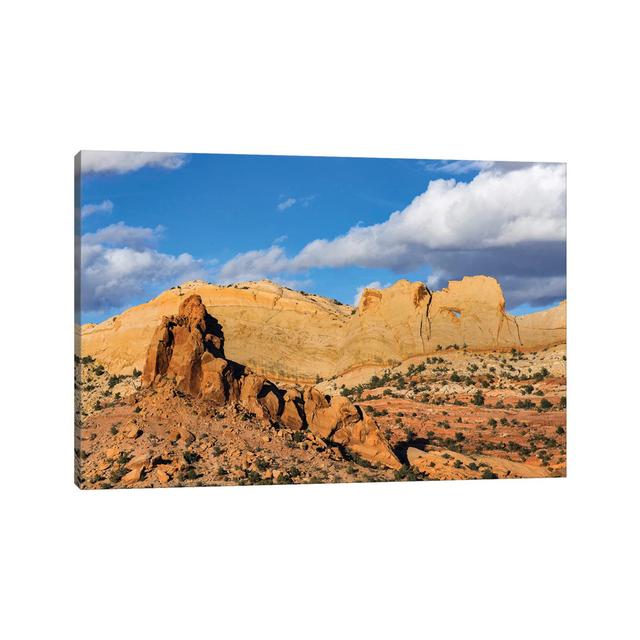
[82,276,566,384]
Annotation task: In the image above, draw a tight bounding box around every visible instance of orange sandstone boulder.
[332,412,400,470]
[239,373,282,422]
[280,389,306,430]
[303,389,401,469]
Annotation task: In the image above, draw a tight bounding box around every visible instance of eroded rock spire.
[142,294,400,469]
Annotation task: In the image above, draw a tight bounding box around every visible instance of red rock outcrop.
[300,389,399,468]
[142,294,400,469]
[142,293,241,404]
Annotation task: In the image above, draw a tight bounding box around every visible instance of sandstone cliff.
[81,276,566,382]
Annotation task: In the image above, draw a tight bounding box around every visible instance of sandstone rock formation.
[301,389,398,467]
[82,276,566,383]
[141,294,400,469]
[142,294,242,404]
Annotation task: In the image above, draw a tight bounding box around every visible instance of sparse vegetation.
[183,451,201,465]
[108,375,122,388]
[109,466,128,483]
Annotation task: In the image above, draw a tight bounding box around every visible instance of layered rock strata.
[83,276,566,382]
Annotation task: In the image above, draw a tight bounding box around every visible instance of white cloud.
[82,221,165,251]
[224,163,566,272]
[421,159,496,174]
[277,197,297,211]
[290,164,565,270]
[80,151,187,174]
[217,163,566,306]
[80,199,113,218]
[80,222,204,313]
[277,195,315,211]
[426,271,447,289]
[421,160,549,175]
[218,245,289,283]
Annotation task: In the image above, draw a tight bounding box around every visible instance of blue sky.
[79,152,566,323]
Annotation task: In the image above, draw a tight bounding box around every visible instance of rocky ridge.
[81,276,566,383]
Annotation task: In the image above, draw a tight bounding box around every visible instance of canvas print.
[75,152,566,489]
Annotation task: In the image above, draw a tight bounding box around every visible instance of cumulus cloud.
[80,151,187,174]
[80,222,204,313]
[80,199,113,218]
[81,221,165,251]
[291,164,565,270]
[218,245,289,283]
[217,163,566,307]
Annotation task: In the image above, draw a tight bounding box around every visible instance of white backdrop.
[1,1,638,638]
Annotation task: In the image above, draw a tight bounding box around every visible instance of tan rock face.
[302,387,334,438]
[280,389,305,430]
[332,412,400,470]
[82,277,565,383]
[239,374,282,422]
[140,294,400,469]
[301,391,399,469]
[200,353,240,405]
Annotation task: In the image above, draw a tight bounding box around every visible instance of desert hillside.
[80,276,566,383]
[75,293,566,489]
